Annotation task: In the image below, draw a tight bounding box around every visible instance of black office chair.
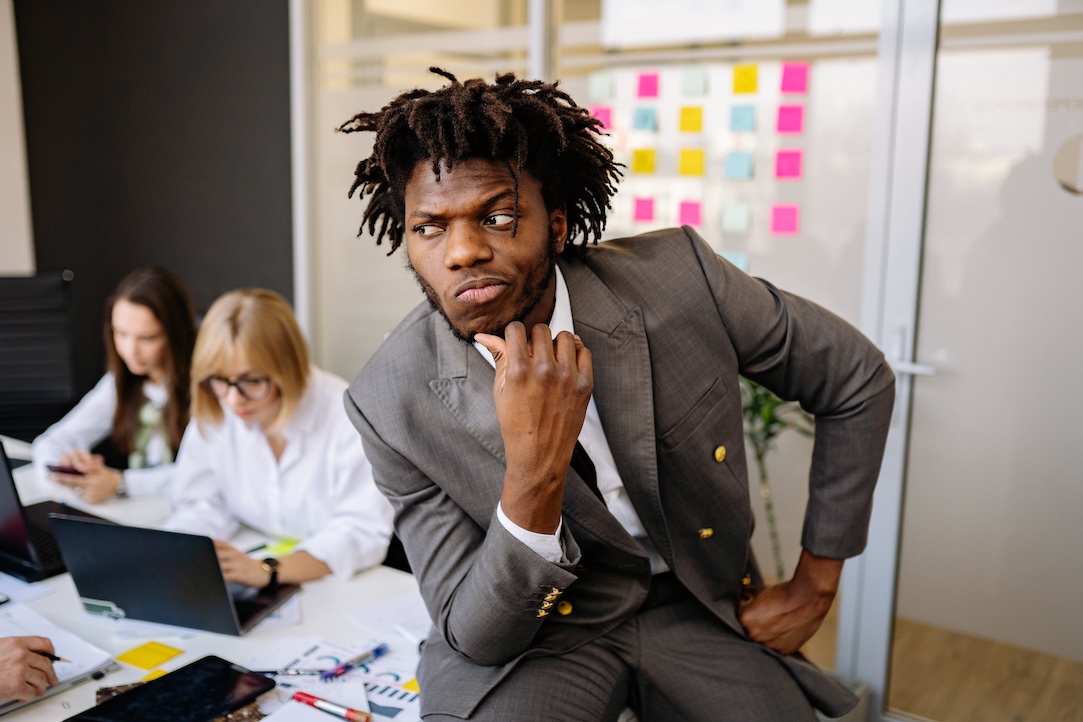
[0,270,77,441]
[382,533,412,574]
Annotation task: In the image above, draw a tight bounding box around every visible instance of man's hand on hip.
[739,548,844,656]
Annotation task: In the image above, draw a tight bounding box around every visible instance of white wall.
[0,0,34,275]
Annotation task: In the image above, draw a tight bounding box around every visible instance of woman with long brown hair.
[32,267,196,502]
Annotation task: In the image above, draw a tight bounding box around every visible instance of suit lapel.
[559,256,673,567]
[427,314,505,463]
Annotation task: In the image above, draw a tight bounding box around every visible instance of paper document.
[0,573,53,605]
[249,635,420,721]
[0,604,116,715]
[347,591,431,655]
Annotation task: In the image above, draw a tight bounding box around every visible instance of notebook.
[0,441,106,582]
[0,603,116,716]
[49,515,300,636]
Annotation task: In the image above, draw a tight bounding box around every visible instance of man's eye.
[485,213,515,227]
[413,224,442,237]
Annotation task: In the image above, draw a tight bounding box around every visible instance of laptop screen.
[0,443,36,566]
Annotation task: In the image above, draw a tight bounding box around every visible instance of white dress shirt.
[31,373,174,497]
[479,268,667,573]
[164,367,395,579]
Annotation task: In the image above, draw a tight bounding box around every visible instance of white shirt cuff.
[496,503,564,563]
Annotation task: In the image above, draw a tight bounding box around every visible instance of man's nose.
[444,224,494,269]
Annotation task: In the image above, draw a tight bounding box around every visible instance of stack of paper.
[0,604,116,716]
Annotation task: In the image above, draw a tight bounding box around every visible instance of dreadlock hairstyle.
[337,67,623,255]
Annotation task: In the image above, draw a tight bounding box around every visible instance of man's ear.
[550,206,569,253]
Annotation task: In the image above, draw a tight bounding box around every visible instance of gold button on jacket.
[698,528,714,539]
[714,445,727,462]
[556,601,573,616]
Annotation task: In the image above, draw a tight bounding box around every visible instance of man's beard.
[407,230,559,344]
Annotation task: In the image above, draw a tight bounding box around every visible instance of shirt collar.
[474,266,571,368]
[281,368,320,437]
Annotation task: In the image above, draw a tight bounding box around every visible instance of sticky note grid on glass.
[781,62,810,94]
[633,197,655,222]
[776,104,804,134]
[771,205,800,235]
[775,150,803,179]
[637,72,660,98]
[678,201,702,226]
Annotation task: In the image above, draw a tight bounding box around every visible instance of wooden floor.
[802,602,1083,721]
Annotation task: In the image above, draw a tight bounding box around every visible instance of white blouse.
[163,367,394,579]
[31,374,174,497]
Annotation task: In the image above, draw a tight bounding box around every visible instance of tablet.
[63,655,274,722]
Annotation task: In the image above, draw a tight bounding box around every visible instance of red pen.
[292,690,372,721]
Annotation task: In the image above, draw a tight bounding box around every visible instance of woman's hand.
[213,540,270,588]
[213,541,333,587]
[51,451,122,504]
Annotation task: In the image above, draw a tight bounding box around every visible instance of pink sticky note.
[633,197,655,222]
[590,105,612,130]
[781,62,809,94]
[771,204,800,235]
[775,149,803,179]
[678,201,702,227]
[776,104,804,134]
[637,72,660,98]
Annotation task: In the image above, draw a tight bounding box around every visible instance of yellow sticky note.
[733,65,758,94]
[117,641,183,670]
[679,149,706,176]
[264,537,300,556]
[141,669,168,681]
[679,106,703,133]
[402,678,420,693]
[631,149,656,174]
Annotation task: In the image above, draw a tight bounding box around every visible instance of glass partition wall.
[301,2,1083,718]
[873,3,1083,721]
[837,1,1083,720]
[306,0,882,678]
[301,3,1083,720]
[306,0,885,678]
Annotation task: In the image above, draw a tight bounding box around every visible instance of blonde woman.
[164,289,393,587]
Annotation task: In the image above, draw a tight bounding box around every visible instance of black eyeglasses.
[202,375,273,401]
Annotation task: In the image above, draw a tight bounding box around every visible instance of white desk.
[4,449,419,721]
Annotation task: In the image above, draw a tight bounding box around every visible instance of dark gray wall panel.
[15,0,292,397]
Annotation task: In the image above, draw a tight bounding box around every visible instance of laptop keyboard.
[27,518,63,569]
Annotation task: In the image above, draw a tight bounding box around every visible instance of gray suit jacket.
[346,227,895,718]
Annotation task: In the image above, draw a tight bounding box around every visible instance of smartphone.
[63,655,275,722]
[47,464,85,476]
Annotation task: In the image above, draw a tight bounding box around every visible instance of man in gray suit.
[341,69,895,721]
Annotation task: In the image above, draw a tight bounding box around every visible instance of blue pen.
[319,643,390,680]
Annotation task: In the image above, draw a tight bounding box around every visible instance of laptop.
[0,441,106,582]
[49,514,300,636]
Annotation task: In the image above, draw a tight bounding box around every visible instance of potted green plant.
[739,377,814,582]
